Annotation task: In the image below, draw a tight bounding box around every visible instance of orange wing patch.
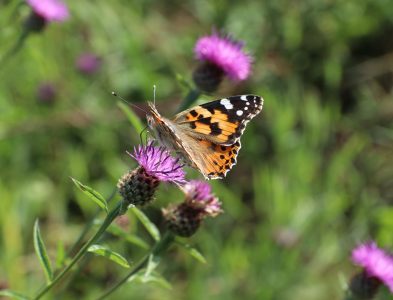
[193,139,241,179]
[175,107,240,145]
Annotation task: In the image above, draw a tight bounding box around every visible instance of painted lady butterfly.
[147,95,263,179]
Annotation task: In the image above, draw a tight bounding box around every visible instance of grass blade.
[130,207,160,241]
[128,271,172,290]
[0,290,30,300]
[106,223,149,249]
[175,240,207,264]
[71,177,108,213]
[33,220,53,283]
[88,244,131,268]
[117,101,144,134]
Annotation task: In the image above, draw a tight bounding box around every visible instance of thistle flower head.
[352,241,393,294]
[183,180,222,217]
[194,32,252,82]
[26,0,69,22]
[118,141,186,208]
[129,141,186,185]
[163,180,222,237]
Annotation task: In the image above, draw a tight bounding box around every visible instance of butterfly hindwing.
[174,95,263,145]
[199,140,242,179]
[173,132,242,179]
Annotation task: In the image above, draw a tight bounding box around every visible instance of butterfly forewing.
[174,95,263,145]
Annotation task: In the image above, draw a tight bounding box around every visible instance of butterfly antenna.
[111,91,148,114]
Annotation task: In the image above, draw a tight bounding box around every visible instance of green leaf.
[55,240,66,269]
[71,178,108,213]
[128,271,172,290]
[176,240,207,264]
[117,101,145,134]
[0,290,30,300]
[33,220,53,283]
[88,244,131,268]
[107,224,149,249]
[130,207,160,241]
[144,254,160,278]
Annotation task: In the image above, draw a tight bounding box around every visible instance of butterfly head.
[146,101,177,148]
[146,102,162,129]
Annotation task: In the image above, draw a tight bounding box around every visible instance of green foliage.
[106,222,150,249]
[130,207,161,242]
[88,244,131,268]
[0,290,29,300]
[33,220,53,283]
[71,178,108,213]
[128,270,172,290]
[175,239,207,264]
[117,101,145,134]
[0,0,392,299]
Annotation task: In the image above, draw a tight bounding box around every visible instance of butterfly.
[146,95,263,180]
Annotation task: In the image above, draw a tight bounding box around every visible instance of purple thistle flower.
[26,0,69,22]
[352,241,393,293]
[163,180,222,237]
[118,141,186,208]
[183,180,222,217]
[76,53,101,75]
[194,32,252,82]
[129,141,186,185]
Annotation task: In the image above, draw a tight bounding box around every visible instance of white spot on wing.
[236,110,243,116]
[220,98,233,110]
[240,95,248,101]
[244,107,248,110]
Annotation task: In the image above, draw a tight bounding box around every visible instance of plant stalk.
[32,202,121,300]
[96,231,174,300]
[176,89,201,112]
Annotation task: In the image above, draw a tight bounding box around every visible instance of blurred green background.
[1,0,393,299]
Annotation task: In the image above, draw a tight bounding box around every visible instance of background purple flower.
[352,241,393,293]
[37,82,56,103]
[26,0,69,22]
[76,53,101,75]
[194,32,252,81]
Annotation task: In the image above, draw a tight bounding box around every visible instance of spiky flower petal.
[194,32,252,82]
[118,141,186,208]
[129,141,186,185]
[26,0,69,22]
[183,180,222,216]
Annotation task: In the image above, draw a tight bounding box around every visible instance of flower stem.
[177,89,201,112]
[0,29,29,70]
[96,231,174,300]
[32,203,122,300]
[67,188,118,257]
